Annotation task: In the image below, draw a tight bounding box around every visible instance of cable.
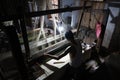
[93,12,100,23]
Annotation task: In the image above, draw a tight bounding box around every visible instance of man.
[44,30,83,80]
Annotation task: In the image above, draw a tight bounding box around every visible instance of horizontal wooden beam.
[0,6,91,22]
[82,0,120,3]
[85,9,109,13]
[108,3,120,7]
[27,6,91,17]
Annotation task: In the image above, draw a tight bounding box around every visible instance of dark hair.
[65,30,74,40]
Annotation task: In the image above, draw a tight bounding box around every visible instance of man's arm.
[44,46,71,60]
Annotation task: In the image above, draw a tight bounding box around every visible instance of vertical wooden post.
[20,18,30,59]
[4,25,30,80]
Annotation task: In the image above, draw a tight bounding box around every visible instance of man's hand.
[44,53,50,56]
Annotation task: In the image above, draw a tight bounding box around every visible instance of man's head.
[65,30,74,42]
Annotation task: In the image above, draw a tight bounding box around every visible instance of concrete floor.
[87,53,120,80]
[87,52,120,80]
[60,52,120,80]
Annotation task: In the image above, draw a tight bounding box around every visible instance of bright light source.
[58,26,64,32]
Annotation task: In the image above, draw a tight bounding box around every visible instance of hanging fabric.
[95,22,101,39]
[92,11,102,39]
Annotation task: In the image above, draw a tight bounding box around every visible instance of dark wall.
[109,12,120,52]
[0,0,29,16]
[102,3,120,52]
